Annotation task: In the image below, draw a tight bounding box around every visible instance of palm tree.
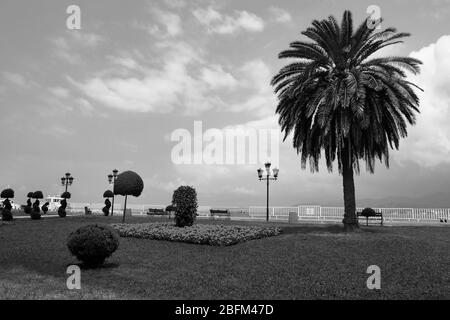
[271,11,423,231]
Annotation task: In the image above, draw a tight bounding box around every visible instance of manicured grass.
[0,215,449,299]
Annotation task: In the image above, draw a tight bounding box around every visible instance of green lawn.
[0,215,449,299]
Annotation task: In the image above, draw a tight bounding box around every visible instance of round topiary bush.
[1,188,14,199]
[361,207,376,217]
[114,171,144,197]
[67,224,120,268]
[32,191,44,199]
[172,185,198,227]
[103,190,114,198]
[113,171,144,223]
[61,191,71,199]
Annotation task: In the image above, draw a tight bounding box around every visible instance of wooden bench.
[357,210,383,226]
[147,208,166,215]
[210,209,230,219]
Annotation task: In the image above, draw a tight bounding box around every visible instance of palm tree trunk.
[122,195,128,223]
[342,148,359,231]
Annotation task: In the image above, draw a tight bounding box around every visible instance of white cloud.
[45,86,96,117]
[50,32,104,64]
[108,56,139,69]
[394,35,450,167]
[146,174,187,192]
[1,72,33,88]
[135,7,182,38]
[229,59,277,117]
[48,86,70,99]
[200,65,238,89]
[41,124,75,137]
[72,53,277,116]
[192,7,264,34]
[70,32,104,47]
[71,42,227,114]
[152,8,183,37]
[268,7,292,24]
[164,0,187,9]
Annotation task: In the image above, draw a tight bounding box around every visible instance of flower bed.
[111,222,281,246]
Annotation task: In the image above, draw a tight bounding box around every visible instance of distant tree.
[113,171,144,223]
[271,10,422,231]
[165,204,176,219]
[172,186,198,227]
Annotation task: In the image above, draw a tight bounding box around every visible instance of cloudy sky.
[1,0,449,207]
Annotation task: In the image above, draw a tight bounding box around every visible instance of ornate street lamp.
[61,172,74,193]
[257,162,279,222]
[108,169,119,216]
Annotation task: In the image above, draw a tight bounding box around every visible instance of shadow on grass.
[280,224,388,235]
[66,262,120,271]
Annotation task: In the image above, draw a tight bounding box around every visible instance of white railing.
[67,202,450,224]
[235,206,449,224]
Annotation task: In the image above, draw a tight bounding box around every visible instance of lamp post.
[257,162,279,222]
[108,169,119,216]
[61,172,74,193]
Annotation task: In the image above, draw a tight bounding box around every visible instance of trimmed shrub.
[1,194,14,220]
[361,208,376,217]
[30,211,41,220]
[32,200,40,213]
[103,198,111,216]
[165,205,175,212]
[172,186,198,227]
[67,224,120,267]
[112,223,282,246]
[61,191,71,199]
[1,209,13,221]
[113,171,144,197]
[165,204,175,219]
[103,190,114,198]
[113,171,144,223]
[32,191,44,199]
[24,198,32,214]
[58,199,67,218]
[2,199,12,211]
[1,188,14,199]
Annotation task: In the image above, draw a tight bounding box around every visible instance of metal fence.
[246,206,450,224]
[67,202,450,224]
